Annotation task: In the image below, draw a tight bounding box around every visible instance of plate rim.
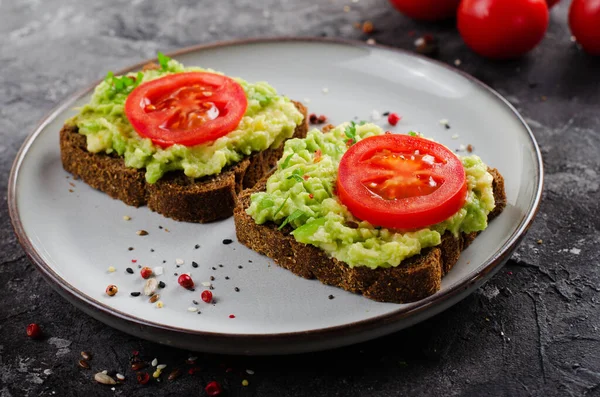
[8,36,544,344]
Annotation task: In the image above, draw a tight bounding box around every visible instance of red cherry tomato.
[546,0,560,7]
[336,134,467,230]
[457,0,549,59]
[388,0,460,21]
[125,72,247,148]
[569,0,600,56]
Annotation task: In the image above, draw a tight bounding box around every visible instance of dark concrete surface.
[1,0,599,396]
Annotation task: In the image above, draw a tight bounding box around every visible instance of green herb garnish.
[104,71,143,97]
[408,131,419,137]
[286,168,304,182]
[278,209,305,230]
[157,51,171,71]
[280,154,293,169]
[273,196,289,218]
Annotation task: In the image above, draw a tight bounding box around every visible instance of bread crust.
[60,101,308,223]
[233,167,506,303]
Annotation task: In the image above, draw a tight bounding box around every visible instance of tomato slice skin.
[336,134,467,230]
[125,72,248,148]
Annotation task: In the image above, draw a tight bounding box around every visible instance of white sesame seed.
[188,307,198,312]
[175,258,184,265]
[439,118,449,126]
[151,358,158,367]
[454,59,462,66]
[107,266,116,273]
[458,144,466,151]
[322,87,329,94]
[303,97,311,103]
[246,369,255,375]
[116,373,125,381]
[153,266,164,276]
[570,248,581,255]
[123,215,131,221]
[157,364,167,370]
[201,281,212,287]
[451,134,459,139]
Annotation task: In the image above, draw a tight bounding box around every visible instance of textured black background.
[1,1,599,396]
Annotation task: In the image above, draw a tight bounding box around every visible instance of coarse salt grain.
[422,154,435,164]
[439,119,449,126]
[322,87,329,94]
[370,110,381,121]
[458,144,467,151]
[246,369,255,375]
[570,248,581,255]
[175,258,184,265]
[153,266,164,276]
[144,278,158,296]
[116,373,125,381]
[201,281,212,287]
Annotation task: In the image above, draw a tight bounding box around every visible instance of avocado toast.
[60,54,308,223]
[234,122,506,303]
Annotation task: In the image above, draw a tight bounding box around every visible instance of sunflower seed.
[168,368,181,381]
[78,359,90,369]
[144,278,158,296]
[94,372,116,385]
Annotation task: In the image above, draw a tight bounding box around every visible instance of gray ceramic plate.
[9,38,543,355]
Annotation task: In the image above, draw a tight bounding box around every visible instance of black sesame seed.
[209,286,214,290]
[194,244,200,249]
[210,276,215,281]
[158,281,166,289]
[192,262,199,268]
[130,292,141,297]
[174,273,178,276]
[248,260,252,263]
[218,264,223,268]
[176,265,180,268]
[382,111,390,116]
[159,226,163,229]
[238,265,243,269]
[163,260,166,263]
[197,311,201,314]
[212,267,216,271]
[150,249,155,252]
[128,247,134,251]
[235,287,240,292]
[444,124,451,130]
[222,239,233,245]
[225,276,230,280]
[328,295,335,300]
[138,265,142,269]
[126,268,134,274]
[193,300,199,305]
[190,288,195,292]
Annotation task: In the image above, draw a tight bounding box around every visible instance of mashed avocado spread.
[68,57,303,183]
[246,123,496,269]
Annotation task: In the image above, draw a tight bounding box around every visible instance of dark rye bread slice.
[234,167,506,303]
[60,101,308,223]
